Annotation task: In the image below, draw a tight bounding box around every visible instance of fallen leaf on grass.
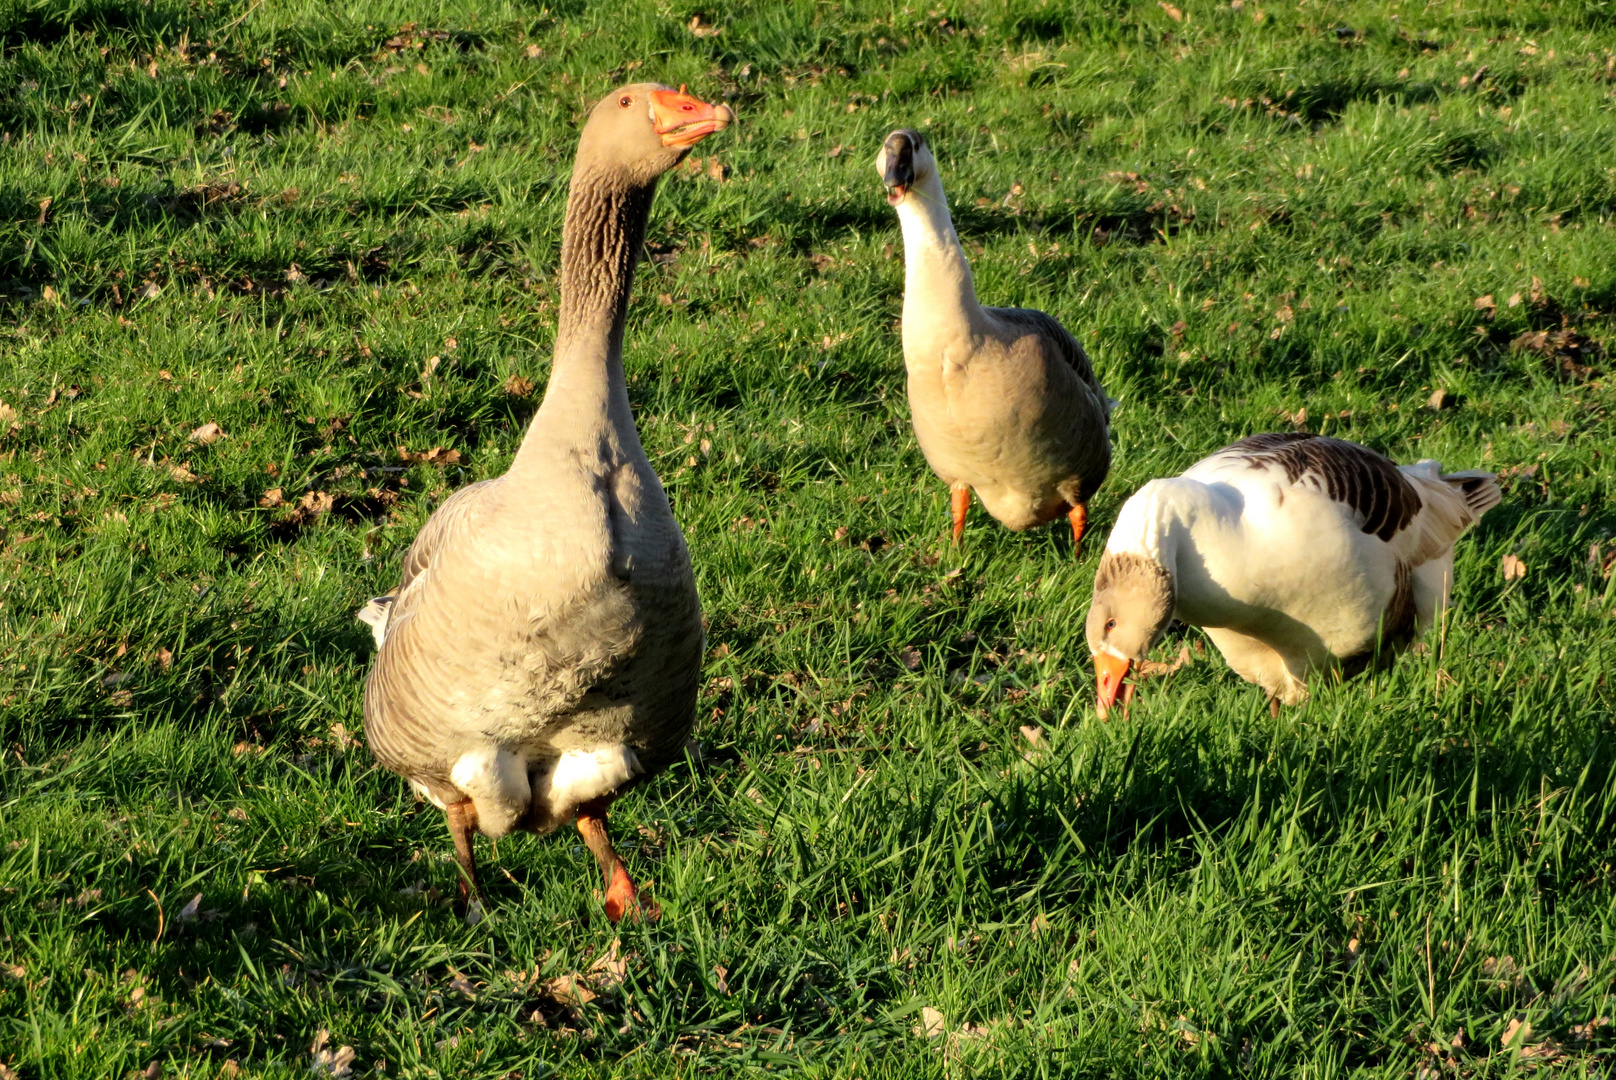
[688,15,721,36]
[915,1006,946,1040]
[188,422,224,445]
[177,894,202,922]
[1159,1,1184,20]
[1474,294,1496,313]
[398,446,461,465]
[258,488,284,508]
[1136,645,1193,677]
[168,462,200,483]
[545,974,597,1007]
[1501,553,1527,581]
[154,647,173,670]
[309,1029,356,1077]
[502,374,534,397]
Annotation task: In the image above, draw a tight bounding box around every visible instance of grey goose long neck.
[513,165,656,474]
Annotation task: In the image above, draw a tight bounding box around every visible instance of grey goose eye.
[1105,619,1116,632]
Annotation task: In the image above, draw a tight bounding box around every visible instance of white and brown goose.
[876,129,1113,548]
[1086,433,1500,716]
[357,83,732,922]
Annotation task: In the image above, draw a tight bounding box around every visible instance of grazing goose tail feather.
[356,595,394,647]
[1440,469,1502,518]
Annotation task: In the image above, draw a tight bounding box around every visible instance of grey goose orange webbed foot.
[359,84,732,922]
[1086,433,1500,716]
[877,129,1113,553]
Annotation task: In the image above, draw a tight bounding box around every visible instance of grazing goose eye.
[619,95,633,108]
[1105,619,1116,633]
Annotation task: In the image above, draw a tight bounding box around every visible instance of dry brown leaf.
[1474,294,1496,312]
[298,491,334,516]
[188,421,225,445]
[1427,388,1449,410]
[503,374,535,397]
[398,446,462,465]
[1501,553,1527,581]
[688,14,721,36]
[258,488,284,508]
[1159,1,1184,20]
[309,1028,356,1077]
[154,647,173,670]
[169,462,199,483]
[1018,724,1043,747]
[915,1006,946,1039]
[545,974,597,1007]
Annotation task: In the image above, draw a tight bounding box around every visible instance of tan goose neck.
[512,163,656,475]
[895,171,983,337]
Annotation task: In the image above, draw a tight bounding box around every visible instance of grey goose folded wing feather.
[355,479,499,647]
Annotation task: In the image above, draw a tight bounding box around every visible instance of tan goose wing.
[988,306,1114,415]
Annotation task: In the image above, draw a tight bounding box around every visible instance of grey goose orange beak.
[882,129,918,204]
[651,85,733,149]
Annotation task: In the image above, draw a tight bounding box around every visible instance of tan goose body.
[1086,433,1501,715]
[358,83,731,921]
[877,129,1113,544]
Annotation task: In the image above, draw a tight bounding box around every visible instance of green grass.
[2,0,1615,1075]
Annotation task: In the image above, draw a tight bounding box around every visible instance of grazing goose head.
[576,82,734,186]
[875,128,938,206]
[1086,552,1176,719]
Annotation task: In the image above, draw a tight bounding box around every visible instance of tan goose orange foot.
[950,485,971,544]
[575,797,660,923]
[1068,503,1089,550]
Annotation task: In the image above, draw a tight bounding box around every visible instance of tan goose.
[357,83,732,922]
[1086,433,1501,717]
[875,129,1113,548]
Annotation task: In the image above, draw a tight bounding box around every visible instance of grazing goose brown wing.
[358,83,731,924]
[1210,432,1422,542]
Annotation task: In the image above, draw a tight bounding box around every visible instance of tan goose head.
[1086,552,1175,719]
[875,128,939,206]
[575,82,733,186]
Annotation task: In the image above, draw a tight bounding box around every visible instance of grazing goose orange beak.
[1094,651,1133,720]
[651,85,734,148]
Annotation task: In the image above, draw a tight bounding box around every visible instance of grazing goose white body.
[876,129,1113,548]
[1086,433,1500,714]
[358,83,732,922]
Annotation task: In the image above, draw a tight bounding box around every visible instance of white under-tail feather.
[356,596,394,647]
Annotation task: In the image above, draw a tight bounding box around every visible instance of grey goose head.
[576,82,734,187]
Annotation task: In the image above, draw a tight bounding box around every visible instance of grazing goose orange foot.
[1068,503,1089,550]
[445,798,483,909]
[951,485,971,545]
[576,797,660,924]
